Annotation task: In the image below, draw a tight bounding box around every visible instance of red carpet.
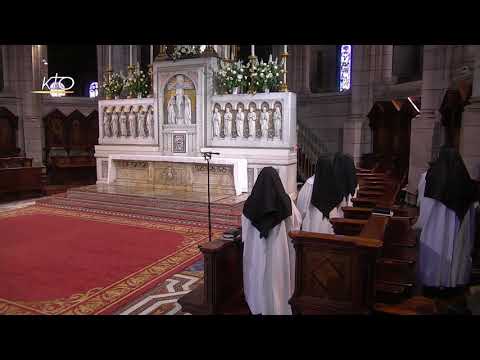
[0,206,220,315]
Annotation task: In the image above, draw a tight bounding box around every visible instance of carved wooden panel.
[289,233,380,315]
[304,251,352,301]
[43,109,67,149]
[0,107,19,157]
[86,110,99,148]
[66,110,88,149]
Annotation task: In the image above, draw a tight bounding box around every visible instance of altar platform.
[37,183,247,230]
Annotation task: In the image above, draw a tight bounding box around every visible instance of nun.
[333,152,359,214]
[414,147,478,292]
[242,167,302,315]
[296,156,344,233]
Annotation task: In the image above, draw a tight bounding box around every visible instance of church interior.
[0,44,479,315]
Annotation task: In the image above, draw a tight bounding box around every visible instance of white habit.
[296,175,343,234]
[242,198,302,315]
[414,171,478,288]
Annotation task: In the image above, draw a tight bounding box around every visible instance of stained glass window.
[339,45,351,92]
[89,81,98,98]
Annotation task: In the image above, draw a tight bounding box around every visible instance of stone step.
[38,196,241,228]
[65,189,243,216]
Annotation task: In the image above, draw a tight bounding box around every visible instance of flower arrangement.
[102,72,124,99]
[246,57,284,94]
[124,68,151,98]
[215,60,247,94]
[170,45,201,61]
[264,58,284,91]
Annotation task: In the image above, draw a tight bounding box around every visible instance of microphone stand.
[201,151,220,242]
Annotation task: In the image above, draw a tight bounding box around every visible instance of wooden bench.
[0,167,45,197]
[178,238,250,315]
[178,170,419,315]
[0,157,33,168]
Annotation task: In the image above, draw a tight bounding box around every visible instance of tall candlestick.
[108,45,112,69]
[251,45,255,57]
[150,45,153,64]
[284,45,288,53]
[129,45,133,66]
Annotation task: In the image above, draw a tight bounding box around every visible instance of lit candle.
[108,45,112,69]
[284,45,288,53]
[150,45,153,64]
[129,45,133,66]
[251,45,255,57]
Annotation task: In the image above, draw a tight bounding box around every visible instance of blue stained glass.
[339,45,351,92]
[89,81,98,98]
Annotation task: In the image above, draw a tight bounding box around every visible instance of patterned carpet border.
[36,201,236,230]
[0,206,221,315]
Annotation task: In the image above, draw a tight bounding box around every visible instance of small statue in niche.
[224,107,233,138]
[212,107,221,138]
[235,106,245,138]
[138,106,148,138]
[167,100,176,125]
[111,106,120,137]
[260,106,270,139]
[119,106,128,137]
[128,105,138,138]
[147,106,155,138]
[103,107,112,137]
[247,106,257,138]
[273,105,282,139]
[166,75,193,125]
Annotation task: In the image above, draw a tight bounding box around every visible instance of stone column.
[343,45,373,165]
[460,45,480,179]
[302,45,311,94]
[22,45,44,166]
[407,45,447,194]
[382,45,393,83]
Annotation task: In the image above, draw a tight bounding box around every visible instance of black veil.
[243,167,292,239]
[311,157,344,219]
[425,147,477,222]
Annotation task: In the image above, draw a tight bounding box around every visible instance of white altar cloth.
[107,154,248,195]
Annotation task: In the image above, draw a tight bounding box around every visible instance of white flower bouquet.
[264,58,284,91]
[247,58,284,93]
[215,60,247,94]
[170,45,201,61]
[102,72,124,98]
[124,68,151,97]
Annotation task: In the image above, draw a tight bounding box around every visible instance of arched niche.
[163,74,196,125]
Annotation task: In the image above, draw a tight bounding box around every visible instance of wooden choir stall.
[179,159,438,315]
[0,107,45,199]
[43,109,98,186]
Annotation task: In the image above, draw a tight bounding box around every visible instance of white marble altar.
[106,154,248,196]
[95,57,297,197]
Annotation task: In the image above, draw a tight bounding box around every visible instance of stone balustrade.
[209,92,296,149]
[98,98,156,145]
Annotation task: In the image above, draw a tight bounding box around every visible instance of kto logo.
[32,73,75,97]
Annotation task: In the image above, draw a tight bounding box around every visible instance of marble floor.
[74,183,249,205]
[0,198,43,213]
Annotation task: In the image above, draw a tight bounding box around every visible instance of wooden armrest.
[330,218,368,226]
[357,190,384,197]
[289,230,382,248]
[352,197,378,207]
[342,206,373,212]
[360,185,385,191]
[330,217,368,236]
[342,206,373,220]
[199,239,239,253]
